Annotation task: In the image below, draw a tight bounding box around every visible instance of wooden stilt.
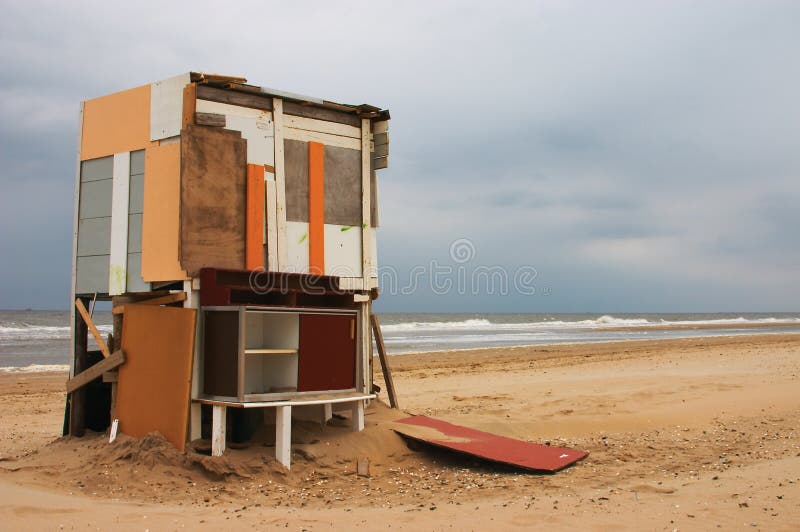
[69,297,89,436]
[275,405,291,468]
[370,314,399,408]
[211,404,226,456]
[75,298,111,358]
[351,400,365,432]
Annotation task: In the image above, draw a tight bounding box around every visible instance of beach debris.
[357,457,370,477]
[393,416,588,473]
[109,419,119,443]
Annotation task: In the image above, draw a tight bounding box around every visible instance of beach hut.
[65,72,390,467]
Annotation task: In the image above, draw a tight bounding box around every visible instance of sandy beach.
[1,333,799,530]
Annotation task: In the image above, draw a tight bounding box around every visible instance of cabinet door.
[297,314,356,392]
[203,310,240,397]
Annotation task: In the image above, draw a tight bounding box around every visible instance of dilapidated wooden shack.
[66,72,391,468]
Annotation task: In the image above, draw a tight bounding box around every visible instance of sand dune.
[1,334,799,530]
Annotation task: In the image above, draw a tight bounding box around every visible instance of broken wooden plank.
[66,350,125,393]
[75,298,111,358]
[370,314,399,408]
[195,112,226,127]
[112,292,187,315]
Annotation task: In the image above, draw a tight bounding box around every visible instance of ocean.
[1,310,799,371]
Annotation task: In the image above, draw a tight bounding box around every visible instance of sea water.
[1,310,799,371]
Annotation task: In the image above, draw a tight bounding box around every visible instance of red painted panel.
[297,313,356,391]
[394,416,588,473]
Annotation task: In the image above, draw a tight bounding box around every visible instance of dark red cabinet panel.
[297,314,356,392]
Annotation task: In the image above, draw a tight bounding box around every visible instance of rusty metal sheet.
[393,416,588,473]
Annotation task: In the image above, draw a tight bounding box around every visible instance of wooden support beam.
[351,400,365,432]
[69,298,89,436]
[212,404,227,457]
[75,298,111,358]
[66,350,126,393]
[112,292,187,315]
[370,314,399,408]
[275,404,291,468]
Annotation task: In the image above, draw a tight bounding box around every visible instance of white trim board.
[109,152,131,295]
[282,115,361,139]
[284,127,361,150]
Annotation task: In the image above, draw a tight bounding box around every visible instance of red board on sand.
[393,416,588,473]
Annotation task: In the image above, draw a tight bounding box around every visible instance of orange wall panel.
[81,85,151,160]
[246,164,265,270]
[308,142,325,274]
[141,142,188,281]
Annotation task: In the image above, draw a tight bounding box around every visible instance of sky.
[1,0,799,312]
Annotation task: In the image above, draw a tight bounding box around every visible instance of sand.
[1,333,799,530]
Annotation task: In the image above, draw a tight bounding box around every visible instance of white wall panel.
[150,73,191,141]
[324,224,362,278]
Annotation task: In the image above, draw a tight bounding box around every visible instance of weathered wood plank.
[195,112,226,127]
[273,98,288,270]
[284,127,360,150]
[112,292,187,315]
[371,313,399,408]
[197,85,273,111]
[75,298,111,358]
[283,100,361,127]
[283,115,361,139]
[180,125,247,276]
[361,119,372,282]
[66,349,125,393]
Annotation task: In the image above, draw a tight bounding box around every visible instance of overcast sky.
[1,0,799,312]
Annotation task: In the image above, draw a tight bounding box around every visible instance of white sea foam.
[0,323,112,341]
[0,364,70,373]
[379,315,800,333]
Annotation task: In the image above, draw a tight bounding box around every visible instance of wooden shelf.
[245,348,298,355]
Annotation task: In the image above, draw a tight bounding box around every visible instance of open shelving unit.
[200,306,358,402]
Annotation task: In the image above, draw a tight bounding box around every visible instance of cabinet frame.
[199,305,359,403]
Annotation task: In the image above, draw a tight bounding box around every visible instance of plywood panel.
[130,150,145,175]
[75,255,110,295]
[246,164,265,270]
[141,143,187,282]
[286,221,309,274]
[81,157,113,182]
[125,252,149,292]
[308,142,325,275]
[324,145,362,226]
[77,217,111,257]
[297,314,355,392]
[195,99,274,166]
[128,174,144,214]
[81,85,150,161]
[127,213,142,253]
[180,125,247,276]
[117,305,197,452]
[150,73,191,141]
[78,179,112,219]
[284,139,308,222]
[324,224,362,277]
[393,416,588,473]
